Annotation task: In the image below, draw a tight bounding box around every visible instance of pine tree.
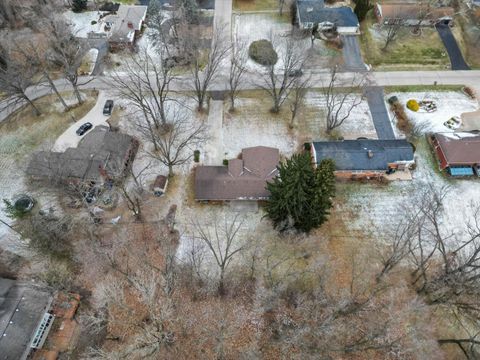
[265,153,335,233]
[72,0,87,13]
[354,0,373,23]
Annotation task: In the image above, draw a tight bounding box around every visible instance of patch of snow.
[388,91,478,135]
[63,10,107,38]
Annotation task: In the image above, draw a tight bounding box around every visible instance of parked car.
[103,100,114,115]
[288,69,303,77]
[76,122,93,136]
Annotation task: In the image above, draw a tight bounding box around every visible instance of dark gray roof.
[312,139,414,171]
[0,278,52,360]
[26,126,137,182]
[297,2,359,27]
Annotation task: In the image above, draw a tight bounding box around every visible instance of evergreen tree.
[72,0,87,13]
[265,153,335,233]
[354,0,373,23]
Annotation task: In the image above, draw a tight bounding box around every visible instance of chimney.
[127,21,133,29]
[367,150,374,158]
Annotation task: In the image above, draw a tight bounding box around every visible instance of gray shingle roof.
[312,139,414,171]
[297,1,359,27]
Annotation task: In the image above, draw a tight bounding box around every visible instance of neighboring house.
[430,132,480,176]
[101,5,148,49]
[27,126,138,184]
[296,0,360,34]
[195,146,280,201]
[0,278,53,360]
[374,2,455,27]
[311,139,415,179]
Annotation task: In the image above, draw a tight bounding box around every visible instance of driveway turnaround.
[341,35,367,72]
[436,23,470,71]
[364,86,396,140]
[52,91,112,152]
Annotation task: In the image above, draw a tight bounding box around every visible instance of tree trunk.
[45,73,69,111]
[168,164,174,177]
[72,84,83,105]
[24,95,41,116]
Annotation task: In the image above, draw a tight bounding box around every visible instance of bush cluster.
[248,40,278,66]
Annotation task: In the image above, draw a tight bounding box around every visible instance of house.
[296,0,360,34]
[311,139,415,179]
[27,126,138,184]
[374,2,455,27]
[195,146,280,201]
[0,278,53,360]
[430,132,480,176]
[102,5,148,49]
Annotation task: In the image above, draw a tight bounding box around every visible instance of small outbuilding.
[151,175,169,197]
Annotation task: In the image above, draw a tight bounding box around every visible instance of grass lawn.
[359,12,451,70]
[233,0,278,11]
[455,13,480,69]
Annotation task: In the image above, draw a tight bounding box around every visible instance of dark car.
[76,122,93,136]
[288,69,303,77]
[103,100,114,115]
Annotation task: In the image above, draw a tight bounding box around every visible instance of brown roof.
[434,132,480,166]
[377,3,454,20]
[195,146,280,201]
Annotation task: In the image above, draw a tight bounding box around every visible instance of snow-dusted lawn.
[233,13,339,72]
[305,91,377,140]
[63,10,107,38]
[388,91,478,135]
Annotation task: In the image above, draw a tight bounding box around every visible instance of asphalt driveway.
[364,87,396,140]
[52,91,111,152]
[341,35,367,72]
[435,23,470,71]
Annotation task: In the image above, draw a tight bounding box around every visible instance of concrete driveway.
[436,23,470,71]
[52,91,112,152]
[341,35,367,72]
[364,86,396,140]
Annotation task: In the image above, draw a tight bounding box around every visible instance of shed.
[151,175,168,196]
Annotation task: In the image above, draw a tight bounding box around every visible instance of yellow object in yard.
[406,99,420,112]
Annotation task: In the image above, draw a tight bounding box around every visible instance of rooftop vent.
[367,150,374,158]
[307,7,314,12]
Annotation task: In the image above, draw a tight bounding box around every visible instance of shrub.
[406,99,420,112]
[304,143,311,151]
[194,150,200,162]
[387,96,398,105]
[248,40,278,66]
[91,20,97,25]
[223,159,229,166]
[391,101,412,134]
[463,86,476,99]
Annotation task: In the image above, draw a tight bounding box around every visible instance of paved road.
[436,23,470,71]
[341,35,367,72]
[52,91,111,152]
[364,86,395,140]
[2,70,480,124]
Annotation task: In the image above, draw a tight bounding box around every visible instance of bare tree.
[47,18,91,104]
[0,38,42,115]
[116,181,143,221]
[142,105,207,176]
[289,76,309,127]
[228,37,248,112]
[191,212,249,295]
[258,36,306,113]
[322,64,365,133]
[278,0,286,16]
[382,17,402,51]
[188,24,230,111]
[109,48,175,130]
